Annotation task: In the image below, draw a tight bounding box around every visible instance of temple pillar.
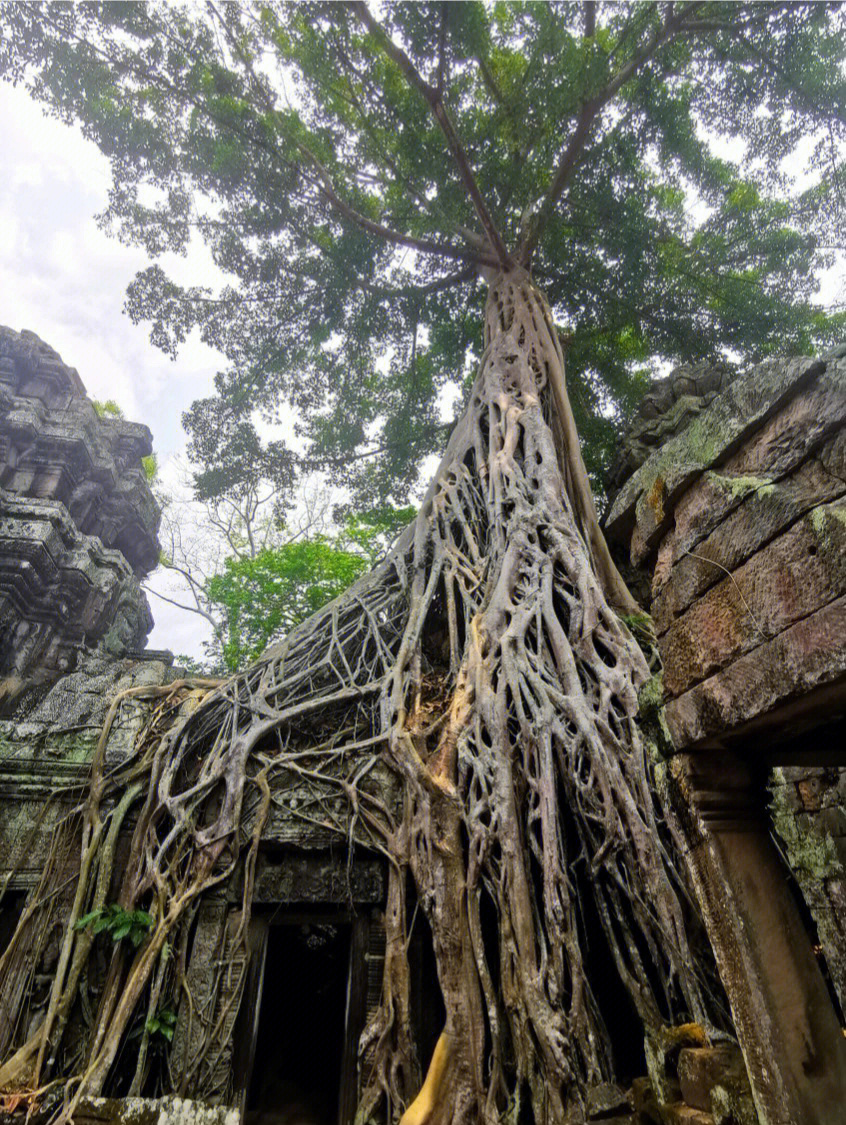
[672,750,846,1125]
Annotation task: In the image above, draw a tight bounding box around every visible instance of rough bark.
[0,271,724,1124]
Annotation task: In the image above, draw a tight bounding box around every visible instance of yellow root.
[0,1033,40,1092]
[400,1032,452,1125]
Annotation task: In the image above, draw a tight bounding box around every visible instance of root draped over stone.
[0,272,725,1124]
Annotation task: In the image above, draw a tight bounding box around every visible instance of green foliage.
[91,398,124,418]
[5,3,843,505]
[173,653,211,676]
[142,453,158,483]
[206,506,414,671]
[74,904,153,948]
[92,399,158,482]
[144,1008,177,1042]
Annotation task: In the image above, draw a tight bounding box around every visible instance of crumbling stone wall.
[605,359,737,504]
[770,765,846,1010]
[0,326,160,691]
[605,348,846,1021]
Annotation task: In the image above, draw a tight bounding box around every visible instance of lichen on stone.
[707,473,773,498]
[770,769,842,880]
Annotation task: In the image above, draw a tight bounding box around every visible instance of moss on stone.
[619,609,660,667]
[707,473,773,498]
[770,769,842,880]
[638,670,664,717]
[809,503,846,553]
[637,671,676,761]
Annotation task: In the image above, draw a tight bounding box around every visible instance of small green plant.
[144,1007,178,1042]
[74,904,153,948]
[128,1006,178,1043]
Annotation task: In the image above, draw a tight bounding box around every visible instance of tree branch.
[517,1,705,264]
[583,2,596,39]
[435,2,448,95]
[144,583,221,634]
[352,0,514,270]
[203,1,491,268]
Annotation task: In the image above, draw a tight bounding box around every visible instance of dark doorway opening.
[0,890,26,955]
[246,917,351,1125]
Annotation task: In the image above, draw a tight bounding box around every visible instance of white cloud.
[0,83,225,656]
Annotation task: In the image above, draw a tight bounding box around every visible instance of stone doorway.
[239,911,362,1125]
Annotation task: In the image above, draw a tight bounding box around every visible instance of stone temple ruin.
[0,328,845,1125]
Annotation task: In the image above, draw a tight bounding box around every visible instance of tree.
[150,463,322,668]
[0,5,843,1123]
[152,478,414,671]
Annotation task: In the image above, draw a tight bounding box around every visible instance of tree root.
[0,273,727,1123]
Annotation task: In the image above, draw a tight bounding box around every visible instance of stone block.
[645,1024,707,1104]
[797,776,824,811]
[677,1045,746,1112]
[658,1106,715,1125]
[71,1096,239,1125]
[651,446,846,632]
[721,362,846,479]
[665,596,846,748]
[659,501,846,698]
[586,1081,630,1118]
[606,356,824,561]
[709,1082,759,1125]
[630,1076,663,1123]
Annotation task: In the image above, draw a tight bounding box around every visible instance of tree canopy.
[2,1,843,507]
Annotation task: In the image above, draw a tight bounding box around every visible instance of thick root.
[399,1033,453,1125]
[0,273,725,1121]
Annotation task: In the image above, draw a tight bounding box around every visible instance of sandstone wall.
[605,349,846,1013]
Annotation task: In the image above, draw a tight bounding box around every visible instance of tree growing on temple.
[0,4,843,1123]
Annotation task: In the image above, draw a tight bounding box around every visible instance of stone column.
[671,750,846,1125]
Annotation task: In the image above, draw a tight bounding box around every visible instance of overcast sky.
[0,82,225,656]
[1,80,843,660]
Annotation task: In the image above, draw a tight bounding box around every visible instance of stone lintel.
[665,596,846,751]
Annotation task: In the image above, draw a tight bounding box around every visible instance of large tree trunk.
[358,270,715,1123]
[0,271,724,1123]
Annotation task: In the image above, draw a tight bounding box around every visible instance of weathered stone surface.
[0,327,85,407]
[645,1024,707,1105]
[0,326,161,688]
[721,362,846,479]
[607,347,846,1125]
[169,900,230,1098]
[677,1045,748,1113]
[648,375,846,598]
[0,491,154,682]
[605,361,736,503]
[72,1095,239,1125]
[709,1083,759,1125]
[249,851,384,903]
[770,765,846,1011]
[665,596,846,749]
[657,1105,715,1125]
[0,654,176,889]
[606,356,825,564]
[630,1076,663,1123]
[586,1081,629,1118]
[651,439,846,633]
[660,501,846,698]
